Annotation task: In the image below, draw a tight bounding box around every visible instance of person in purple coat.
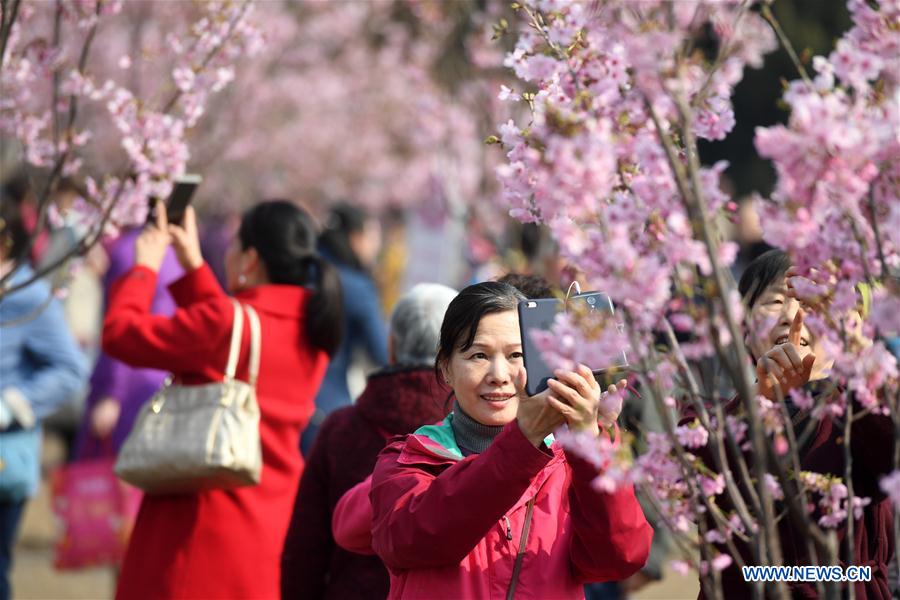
[73,227,182,459]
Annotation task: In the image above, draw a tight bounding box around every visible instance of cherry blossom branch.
[626,319,737,599]
[663,319,759,535]
[760,4,812,86]
[1,178,124,298]
[161,1,250,116]
[672,89,790,598]
[843,401,857,600]
[0,0,103,291]
[0,267,66,326]
[866,187,889,280]
[693,0,752,107]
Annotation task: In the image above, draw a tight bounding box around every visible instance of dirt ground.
[10,435,699,600]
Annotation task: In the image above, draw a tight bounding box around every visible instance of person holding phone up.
[367,281,652,599]
[103,199,342,600]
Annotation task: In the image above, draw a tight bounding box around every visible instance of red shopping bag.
[51,458,142,569]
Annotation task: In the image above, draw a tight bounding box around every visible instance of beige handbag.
[115,299,263,494]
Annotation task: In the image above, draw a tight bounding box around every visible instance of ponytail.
[238,199,344,358]
[303,254,343,357]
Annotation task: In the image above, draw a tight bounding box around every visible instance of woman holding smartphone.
[103,199,341,599]
[369,281,652,599]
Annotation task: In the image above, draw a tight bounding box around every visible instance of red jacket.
[103,264,328,600]
[369,415,653,599]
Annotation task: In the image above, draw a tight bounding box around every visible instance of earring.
[238,274,247,285]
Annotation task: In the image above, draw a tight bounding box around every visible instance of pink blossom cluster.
[631,432,695,534]
[1,1,261,238]
[799,471,871,529]
[499,0,899,574]
[880,470,900,509]
[755,0,899,416]
[554,427,632,494]
[529,310,628,374]
[183,1,498,215]
[496,1,772,342]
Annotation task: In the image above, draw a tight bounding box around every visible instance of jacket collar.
[355,367,449,435]
[235,284,312,318]
[402,416,564,514]
[405,415,557,463]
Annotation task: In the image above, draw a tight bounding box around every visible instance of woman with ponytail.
[102,199,342,599]
[303,202,388,454]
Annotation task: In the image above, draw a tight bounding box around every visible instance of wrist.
[570,421,601,438]
[135,257,162,272]
[518,419,547,447]
[184,255,203,272]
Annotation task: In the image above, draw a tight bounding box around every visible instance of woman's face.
[349,220,382,268]
[745,275,832,380]
[441,310,526,426]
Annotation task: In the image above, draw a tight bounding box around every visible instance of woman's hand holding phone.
[547,365,627,435]
[516,369,566,447]
[168,205,204,272]
[136,200,172,272]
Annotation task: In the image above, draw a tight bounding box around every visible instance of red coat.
[369,416,653,599]
[103,264,328,600]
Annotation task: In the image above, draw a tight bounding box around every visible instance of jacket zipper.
[503,516,512,541]
[505,498,535,600]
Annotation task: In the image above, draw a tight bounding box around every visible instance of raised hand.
[756,309,816,400]
[545,365,625,437]
[135,199,172,271]
[516,368,567,447]
[168,205,204,271]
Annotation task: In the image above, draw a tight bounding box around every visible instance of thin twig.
[843,399,856,600]
[694,0,752,107]
[866,186,889,281]
[761,4,812,86]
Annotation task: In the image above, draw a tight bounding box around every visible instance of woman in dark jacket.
[303,203,389,454]
[687,249,894,599]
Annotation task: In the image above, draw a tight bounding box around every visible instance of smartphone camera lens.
[587,296,596,305]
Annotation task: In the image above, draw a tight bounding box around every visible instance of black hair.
[434,281,526,380]
[0,187,28,262]
[738,248,792,310]
[318,202,370,272]
[238,200,343,357]
[2,172,31,204]
[497,272,555,300]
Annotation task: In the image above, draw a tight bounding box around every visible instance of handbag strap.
[223,299,262,388]
[244,304,262,388]
[224,299,244,381]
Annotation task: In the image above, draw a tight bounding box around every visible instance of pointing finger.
[789,309,804,347]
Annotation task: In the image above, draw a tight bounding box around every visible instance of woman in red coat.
[102,200,342,599]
